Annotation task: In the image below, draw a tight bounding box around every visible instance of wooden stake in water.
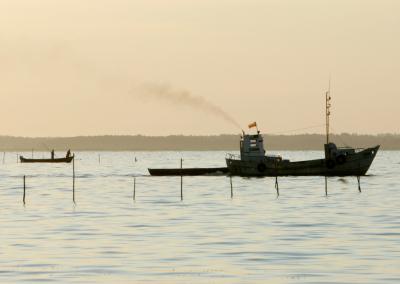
[31,149,34,158]
[274,162,279,196]
[133,177,136,201]
[72,156,76,203]
[2,152,5,164]
[275,176,279,197]
[98,154,101,164]
[325,176,328,196]
[230,175,233,198]
[357,176,361,192]
[180,158,183,201]
[17,153,19,163]
[23,175,26,205]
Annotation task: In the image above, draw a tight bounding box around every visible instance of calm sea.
[0,151,399,283]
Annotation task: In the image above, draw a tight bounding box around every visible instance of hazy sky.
[1,0,399,136]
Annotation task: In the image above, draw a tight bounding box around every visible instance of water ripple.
[0,151,399,283]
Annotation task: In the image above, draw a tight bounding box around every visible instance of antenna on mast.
[325,76,332,144]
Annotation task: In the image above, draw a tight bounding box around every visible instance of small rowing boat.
[20,155,74,163]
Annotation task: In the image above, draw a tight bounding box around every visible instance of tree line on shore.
[0,133,399,151]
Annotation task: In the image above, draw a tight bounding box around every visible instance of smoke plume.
[136,83,241,129]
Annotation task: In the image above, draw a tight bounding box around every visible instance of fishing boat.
[20,155,74,163]
[226,91,380,177]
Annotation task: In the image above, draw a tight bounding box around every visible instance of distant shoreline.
[1,134,399,151]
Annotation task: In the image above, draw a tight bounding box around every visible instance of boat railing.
[266,154,282,159]
[226,153,241,160]
[337,146,365,153]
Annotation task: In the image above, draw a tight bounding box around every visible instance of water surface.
[0,151,399,283]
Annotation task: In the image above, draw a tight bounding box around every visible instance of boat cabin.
[240,131,266,161]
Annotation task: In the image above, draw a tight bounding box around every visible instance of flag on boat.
[248,121,257,129]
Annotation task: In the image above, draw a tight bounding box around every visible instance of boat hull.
[148,167,229,176]
[20,156,74,163]
[226,146,379,177]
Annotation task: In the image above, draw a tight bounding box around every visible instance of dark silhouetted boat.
[226,89,380,176]
[20,155,74,163]
[226,135,379,176]
[148,167,229,176]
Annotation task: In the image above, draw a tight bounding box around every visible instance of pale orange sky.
[0,0,399,136]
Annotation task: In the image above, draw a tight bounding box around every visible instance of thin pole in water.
[23,175,26,205]
[274,162,279,196]
[17,153,19,163]
[325,176,328,196]
[357,176,361,192]
[31,149,34,158]
[230,175,233,198]
[2,152,5,164]
[98,154,101,164]
[180,158,183,201]
[133,177,136,201]
[72,156,75,204]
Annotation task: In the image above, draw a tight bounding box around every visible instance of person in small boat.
[66,149,71,158]
[51,149,55,159]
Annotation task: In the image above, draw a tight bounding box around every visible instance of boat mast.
[325,79,331,144]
